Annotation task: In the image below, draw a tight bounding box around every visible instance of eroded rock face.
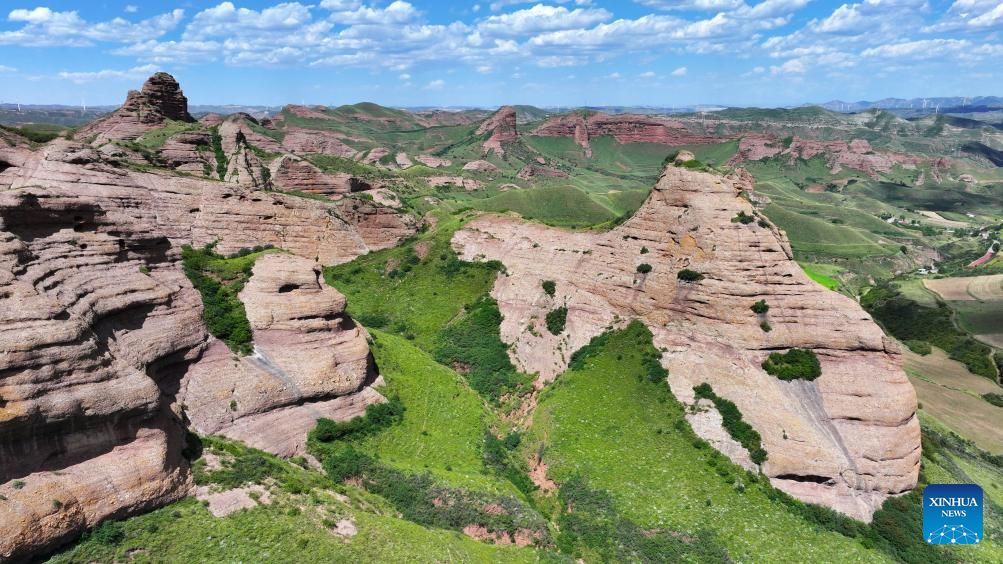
[476,106,518,156]
[452,165,920,521]
[0,133,413,560]
[179,254,383,458]
[270,154,370,198]
[281,127,358,158]
[532,112,719,157]
[730,135,927,179]
[77,72,195,142]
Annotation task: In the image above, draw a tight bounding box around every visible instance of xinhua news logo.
[923,484,983,545]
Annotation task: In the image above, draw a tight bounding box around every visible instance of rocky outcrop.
[199,113,224,127]
[178,254,384,457]
[280,127,358,158]
[517,164,567,180]
[533,112,719,157]
[269,154,370,198]
[218,114,284,156]
[462,159,499,172]
[77,72,195,142]
[452,164,920,521]
[731,135,927,179]
[414,155,451,168]
[0,114,413,558]
[160,131,214,175]
[476,106,518,156]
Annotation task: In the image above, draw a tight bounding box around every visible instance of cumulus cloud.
[124,5,138,13]
[424,78,445,90]
[639,70,657,77]
[1,7,183,47]
[56,63,160,84]
[0,64,15,72]
[671,66,688,75]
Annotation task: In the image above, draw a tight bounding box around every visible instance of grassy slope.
[798,262,842,290]
[525,323,887,562]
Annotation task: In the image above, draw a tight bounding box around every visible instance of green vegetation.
[482,431,537,497]
[556,475,730,562]
[750,300,769,314]
[904,340,932,355]
[542,280,556,297]
[545,306,567,335]
[798,262,842,290]
[761,348,822,381]
[434,297,532,402]
[693,383,768,465]
[325,216,501,351]
[732,211,755,224]
[568,321,667,383]
[0,122,68,143]
[210,127,226,180]
[760,321,772,332]
[636,263,652,274]
[982,393,1003,408]
[677,269,704,282]
[135,120,203,150]
[313,396,405,442]
[180,244,277,355]
[862,284,997,380]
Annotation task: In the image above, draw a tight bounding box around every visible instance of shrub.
[434,297,530,401]
[181,244,255,355]
[693,383,768,464]
[11,480,25,490]
[760,321,772,332]
[677,269,704,282]
[761,348,822,381]
[732,211,755,224]
[750,299,769,314]
[904,340,931,355]
[541,280,556,297]
[545,306,568,335]
[483,431,536,496]
[636,263,652,274]
[983,393,1003,408]
[640,246,649,254]
[312,395,405,442]
[87,520,125,545]
[757,219,770,228]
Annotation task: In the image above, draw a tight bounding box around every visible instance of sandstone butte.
[475,105,518,156]
[533,111,720,157]
[0,74,415,562]
[452,158,920,522]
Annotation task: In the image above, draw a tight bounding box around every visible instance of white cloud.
[671,65,688,75]
[1,7,183,47]
[56,64,159,84]
[639,70,657,77]
[124,5,138,13]
[476,4,611,37]
[770,58,805,74]
[398,73,411,80]
[636,0,744,10]
[0,64,15,72]
[424,78,445,90]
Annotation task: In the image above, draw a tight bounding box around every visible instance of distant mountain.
[816,96,1003,113]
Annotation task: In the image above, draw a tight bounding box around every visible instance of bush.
[693,383,768,464]
[434,297,530,401]
[761,348,821,381]
[636,263,652,274]
[86,520,125,545]
[904,340,931,355]
[677,269,704,282]
[640,246,649,254]
[750,299,769,314]
[181,244,255,355]
[983,393,1003,407]
[732,211,755,224]
[541,280,556,297]
[545,306,568,335]
[312,395,405,442]
[760,321,772,332]
[482,431,536,496]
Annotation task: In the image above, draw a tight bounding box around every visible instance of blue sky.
[0,1,1000,108]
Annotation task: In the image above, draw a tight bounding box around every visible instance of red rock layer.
[476,106,518,156]
[533,112,720,156]
[77,72,195,142]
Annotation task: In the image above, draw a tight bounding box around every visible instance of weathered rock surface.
[532,112,719,156]
[269,154,370,198]
[414,155,451,168]
[463,159,499,172]
[179,254,384,458]
[517,164,568,180]
[730,134,927,179]
[0,126,413,559]
[452,164,920,521]
[280,127,358,158]
[77,72,195,142]
[476,106,518,156]
[160,131,214,175]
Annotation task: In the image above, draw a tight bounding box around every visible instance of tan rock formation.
[516,164,568,180]
[160,130,214,175]
[731,134,927,179]
[77,72,195,142]
[462,159,499,172]
[533,112,720,157]
[179,254,384,458]
[280,127,358,158]
[269,154,370,198]
[414,155,451,167]
[452,164,920,521]
[476,106,518,156]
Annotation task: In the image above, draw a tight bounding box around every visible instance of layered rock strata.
[533,112,719,157]
[77,72,195,142]
[476,106,518,156]
[452,163,920,521]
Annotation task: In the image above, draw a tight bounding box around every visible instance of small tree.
[677,269,704,282]
[762,348,821,381]
[542,280,556,297]
[636,263,653,274]
[750,300,769,314]
[546,306,568,335]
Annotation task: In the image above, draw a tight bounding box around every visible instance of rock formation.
[159,131,214,175]
[0,86,415,557]
[476,106,518,156]
[452,163,920,521]
[178,253,384,458]
[269,154,370,198]
[77,72,195,142]
[280,128,358,158]
[516,163,568,180]
[730,135,927,179]
[462,160,499,172]
[532,112,719,157]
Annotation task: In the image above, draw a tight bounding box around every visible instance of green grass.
[763,204,897,257]
[797,262,842,291]
[324,214,501,352]
[526,322,889,562]
[467,184,616,228]
[950,300,1003,336]
[135,120,204,150]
